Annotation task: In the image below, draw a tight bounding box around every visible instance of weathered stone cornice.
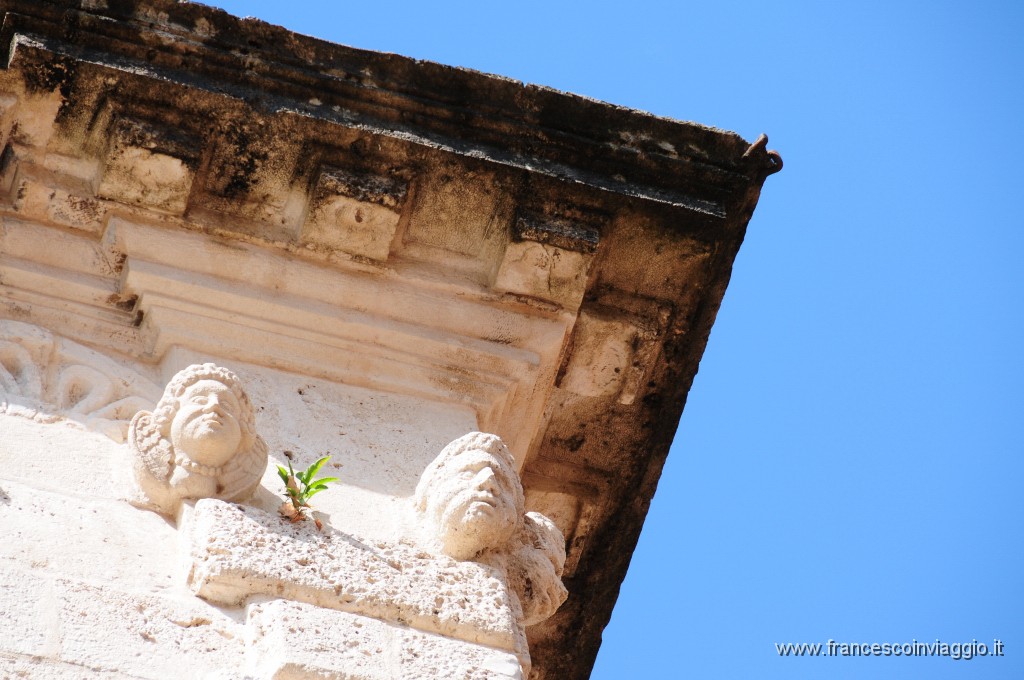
[0,2,780,677]
[1,0,778,216]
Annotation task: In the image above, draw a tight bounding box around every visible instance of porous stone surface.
[248,599,524,680]
[302,167,408,261]
[0,655,147,679]
[185,499,525,655]
[0,563,246,679]
[0,476,178,592]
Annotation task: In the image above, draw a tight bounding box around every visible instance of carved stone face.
[425,447,521,560]
[170,379,243,467]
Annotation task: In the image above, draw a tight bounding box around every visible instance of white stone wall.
[0,330,546,678]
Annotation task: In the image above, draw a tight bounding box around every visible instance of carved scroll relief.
[0,320,161,441]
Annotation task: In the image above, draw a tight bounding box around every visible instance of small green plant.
[277,451,338,529]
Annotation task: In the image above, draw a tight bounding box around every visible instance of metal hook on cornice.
[743,133,783,176]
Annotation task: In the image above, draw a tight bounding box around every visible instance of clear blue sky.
[206,2,1024,677]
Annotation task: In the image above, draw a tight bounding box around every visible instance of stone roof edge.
[0,0,780,212]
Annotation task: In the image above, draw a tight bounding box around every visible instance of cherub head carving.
[414,432,526,561]
[129,363,268,516]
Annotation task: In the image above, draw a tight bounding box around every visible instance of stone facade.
[0,1,779,677]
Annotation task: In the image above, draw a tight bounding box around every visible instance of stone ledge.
[0,654,148,680]
[184,499,526,655]
[0,564,246,679]
[248,599,525,680]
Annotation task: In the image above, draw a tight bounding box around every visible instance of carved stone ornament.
[0,320,162,441]
[129,363,268,516]
[507,511,570,627]
[415,431,569,625]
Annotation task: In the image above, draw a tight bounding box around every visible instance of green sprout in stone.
[277,451,338,529]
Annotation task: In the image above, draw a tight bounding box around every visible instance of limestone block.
[43,152,106,189]
[401,164,513,283]
[248,600,524,680]
[0,565,59,658]
[5,153,107,234]
[6,178,105,232]
[0,218,118,285]
[0,654,146,679]
[96,119,197,215]
[130,363,269,517]
[0,479,178,590]
[493,215,598,309]
[5,91,62,152]
[524,489,580,547]
[53,579,246,679]
[405,166,507,258]
[194,117,308,237]
[184,499,524,654]
[46,189,107,232]
[0,563,245,679]
[493,241,592,309]
[559,311,637,398]
[302,167,407,261]
[520,463,604,578]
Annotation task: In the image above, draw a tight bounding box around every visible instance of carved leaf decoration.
[130,410,173,482]
[88,396,154,444]
[89,395,152,421]
[57,365,114,415]
[0,322,162,440]
[0,341,42,399]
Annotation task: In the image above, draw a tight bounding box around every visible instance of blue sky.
[205,2,1024,677]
